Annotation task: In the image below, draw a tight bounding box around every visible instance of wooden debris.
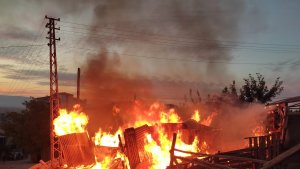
[261,143,300,169]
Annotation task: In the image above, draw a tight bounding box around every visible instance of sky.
[0,0,300,102]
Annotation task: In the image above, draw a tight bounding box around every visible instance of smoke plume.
[81,0,251,132]
[87,0,245,82]
[82,48,153,133]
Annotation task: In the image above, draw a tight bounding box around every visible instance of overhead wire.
[61,46,294,66]
[59,21,300,50]
[58,27,300,53]
[6,18,47,95]
[3,18,299,96]
[0,44,46,49]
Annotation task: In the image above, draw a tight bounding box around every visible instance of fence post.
[169,133,177,168]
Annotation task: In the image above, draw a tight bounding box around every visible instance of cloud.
[0,64,11,70]
[271,59,293,72]
[289,59,300,71]
[0,26,36,41]
[2,68,76,86]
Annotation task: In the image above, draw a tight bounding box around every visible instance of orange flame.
[143,126,204,169]
[132,102,182,128]
[191,110,201,122]
[252,125,265,136]
[53,103,215,169]
[93,128,122,147]
[53,105,88,136]
[200,112,217,126]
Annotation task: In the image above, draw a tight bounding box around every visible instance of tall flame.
[143,126,204,169]
[93,128,122,147]
[53,105,88,136]
[200,112,217,126]
[191,110,201,122]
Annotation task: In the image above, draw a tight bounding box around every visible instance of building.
[37,92,86,111]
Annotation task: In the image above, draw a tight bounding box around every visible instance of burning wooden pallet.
[123,122,218,169]
[59,132,95,167]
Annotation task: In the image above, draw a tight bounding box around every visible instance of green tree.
[239,73,283,103]
[0,98,50,162]
[223,73,283,104]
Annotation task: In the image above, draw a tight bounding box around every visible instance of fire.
[52,102,214,169]
[144,133,169,168]
[200,112,217,126]
[190,109,217,126]
[93,128,122,147]
[191,110,201,122]
[252,124,265,136]
[53,105,88,136]
[91,157,111,169]
[92,128,129,168]
[160,108,181,123]
[143,126,205,169]
[132,102,182,127]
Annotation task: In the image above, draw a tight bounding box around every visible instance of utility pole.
[45,15,62,165]
[77,68,80,100]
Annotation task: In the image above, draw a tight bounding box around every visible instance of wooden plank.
[266,135,271,160]
[169,133,177,167]
[260,136,266,160]
[275,133,280,157]
[173,149,266,164]
[261,143,300,169]
[118,134,124,152]
[249,137,253,148]
[254,137,258,159]
[175,156,235,169]
[124,128,140,169]
[271,133,277,159]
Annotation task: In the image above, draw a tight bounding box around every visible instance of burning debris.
[31,101,227,169]
[29,94,300,169]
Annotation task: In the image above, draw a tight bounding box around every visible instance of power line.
[59,20,300,49]
[58,27,300,53]
[6,18,47,95]
[63,46,293,66]
[0,44,46,49]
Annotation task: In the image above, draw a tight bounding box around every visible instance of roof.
[266,96,300,106]
[183,119,213,130]
[59,92,74,96]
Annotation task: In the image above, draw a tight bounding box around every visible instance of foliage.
[223,73,283,104]
[0,98,49,160]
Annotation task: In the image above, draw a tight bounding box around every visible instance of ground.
[0,159,35,169]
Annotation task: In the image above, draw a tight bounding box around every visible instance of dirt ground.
[0,159,36,169]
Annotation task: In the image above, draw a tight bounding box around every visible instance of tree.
[239,73,283,103]
[0,98,50,162]
[222,73,283,104]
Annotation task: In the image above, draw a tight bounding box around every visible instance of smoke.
[211,103,267,151]
[80,1,260,134]
[82,48,154,133]
[87,0,245,82]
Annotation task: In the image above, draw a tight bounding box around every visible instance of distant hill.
[0,95,29,108]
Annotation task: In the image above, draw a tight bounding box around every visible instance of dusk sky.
[0,0,300,101]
